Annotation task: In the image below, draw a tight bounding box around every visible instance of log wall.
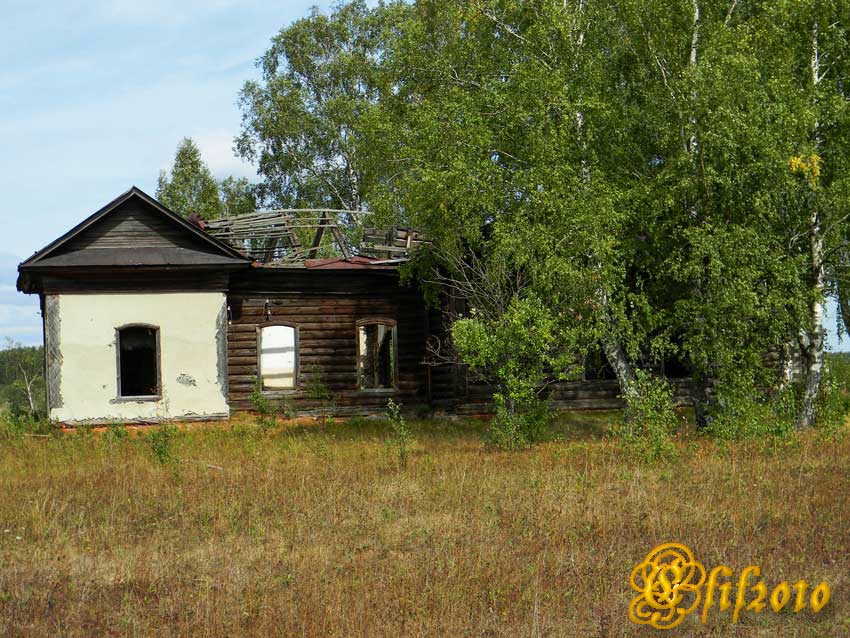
[226,268,695,417]
[226,270,429,414]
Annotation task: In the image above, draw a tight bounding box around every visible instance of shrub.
[489,394,549,450]
[249,380,276,431]
[345,416,371,429]
[451,295,575,450]
[385,399,415,467]
[305,367,335,426]
[706,382,796,441]
[815,361,850,440]
[0,411,52,439]
[147,424,178,465]
[616,371,677,462]
[277,395,296,421]
[104,423,129,444]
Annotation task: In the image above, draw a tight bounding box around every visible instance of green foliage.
[304,367,336,426]
[249,380,277,431]
[384,399,415,467]
[815,356,850,440]
[218,176,258,217]
[103,423,129,444]
[826,353,850,389]
[234,0,850,437]
[344,415,371,429]
[156,137,256,219]
[236,0,406,214]
[0,412,52,439]
[277,395,296,421]
[452,294,571,449]
[615,371,677,462]
[705,382,797,441]
[489,395,550,451]
[147,424,179,466]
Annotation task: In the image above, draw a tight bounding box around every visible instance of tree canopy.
[232,0,850,437]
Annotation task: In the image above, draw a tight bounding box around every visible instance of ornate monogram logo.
[628,543,831,631]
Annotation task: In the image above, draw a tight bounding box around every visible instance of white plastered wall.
[48,292,229,423]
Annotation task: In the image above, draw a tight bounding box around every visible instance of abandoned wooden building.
[17,187,682,424]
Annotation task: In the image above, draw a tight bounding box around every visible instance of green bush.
[0,411,52,439]
[304,367,336,425]
[385,399,415,467]
[249,380,276,431]
[452,295,570,450]
[104,423,129,444]
[704,387,795,441]
[615,371,677,462]
[815,360,850,440]
[147,424,179,465]
[489,394,549,450]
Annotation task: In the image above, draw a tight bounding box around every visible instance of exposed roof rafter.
[205,209,429,267]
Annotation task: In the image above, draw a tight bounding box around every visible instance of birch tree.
[610,0,814,429]
[370,0,659,413]
[763,0,850,428]
[236,1,408,211]
[157,138,256,219]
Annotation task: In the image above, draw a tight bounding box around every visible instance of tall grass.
[0,412,847,637]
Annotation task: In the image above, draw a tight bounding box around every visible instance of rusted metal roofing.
[302,256,398,270]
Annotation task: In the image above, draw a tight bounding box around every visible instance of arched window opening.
[259,324,298,390]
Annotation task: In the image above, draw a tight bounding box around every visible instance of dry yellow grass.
[0,413,848,637]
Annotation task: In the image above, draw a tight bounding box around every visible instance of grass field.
[1,412,848,637]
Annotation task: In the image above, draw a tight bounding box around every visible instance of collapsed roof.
[204,209,429,267]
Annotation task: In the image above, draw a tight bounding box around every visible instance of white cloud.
[193,129,257,180]
[0,303,42,346]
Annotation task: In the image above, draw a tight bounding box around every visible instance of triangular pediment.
[20,187,250,269]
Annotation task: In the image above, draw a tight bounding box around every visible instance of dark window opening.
[118,326,159,397]
[583,347,617,381]
[662,351,692,378]
[357,321,397,390]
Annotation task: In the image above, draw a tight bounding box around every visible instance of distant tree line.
[0,340,45,419]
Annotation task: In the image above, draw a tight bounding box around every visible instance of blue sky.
[0,0,847,352]
[0,0,340,346]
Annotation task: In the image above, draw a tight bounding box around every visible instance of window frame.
[115,323,161,401]
[256,322,300,393]
[355,318,398,393]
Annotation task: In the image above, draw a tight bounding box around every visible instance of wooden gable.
[19,187,250,269]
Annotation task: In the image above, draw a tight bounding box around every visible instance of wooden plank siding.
[453,378,694,415]
[53,200,222,254]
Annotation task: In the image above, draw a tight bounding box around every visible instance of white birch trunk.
[797,21,826,429]
[798,216,825,428]
[602,325,638,400]
[777,338,798,390]
[688,0,700,154]
[571,1,639,401]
